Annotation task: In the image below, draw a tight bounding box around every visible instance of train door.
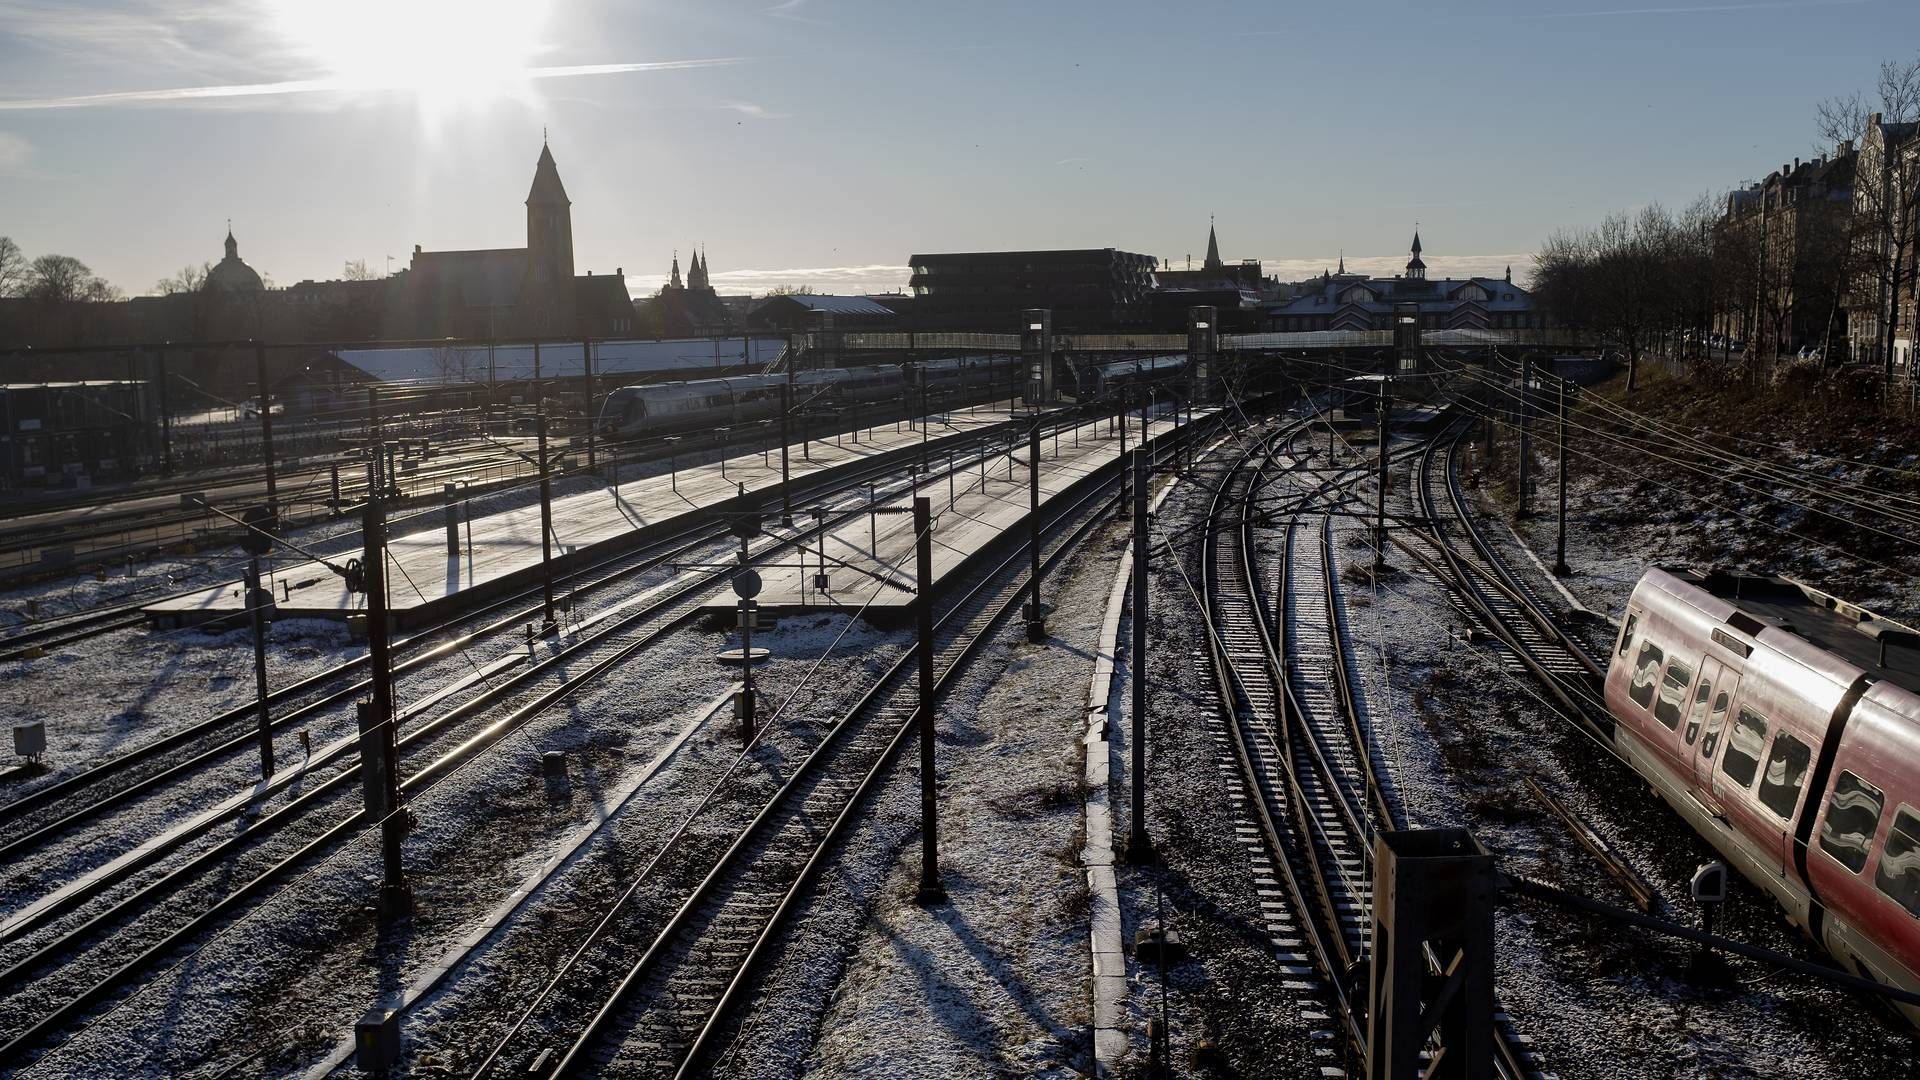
[1692,671,1740,792]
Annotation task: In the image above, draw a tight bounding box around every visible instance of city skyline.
[1,0,1913,298]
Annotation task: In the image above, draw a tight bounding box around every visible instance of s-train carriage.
[1085,355,1188,400]
[1606,566,1920,1020]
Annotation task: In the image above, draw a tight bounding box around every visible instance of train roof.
[1661,567,1920,697]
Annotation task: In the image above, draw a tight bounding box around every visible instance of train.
[1606,566,1920,1020]
[595,355,1023,439]
[1078,355,1190,400]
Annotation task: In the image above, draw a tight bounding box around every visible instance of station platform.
[142,406,1026,631]
[717,407,1202,615]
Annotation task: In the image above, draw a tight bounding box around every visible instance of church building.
[1266,232,1543,333]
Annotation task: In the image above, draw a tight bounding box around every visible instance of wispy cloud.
[0,57,745,112]
[1532,0,1868,17]
[0,132,33,175]
[763,0,827,24]
[722,101,789,121]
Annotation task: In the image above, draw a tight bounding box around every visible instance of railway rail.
[1194,411,1546,1079]
[0,404,1177,1068]
[470,445,1140,1078]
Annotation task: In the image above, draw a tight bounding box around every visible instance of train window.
[1700,683,1736,760]
[1683,678,1713,744]
[1653,659,1693,730]
[1719,707,1768,789]
[1874,807,1920,919]
[1756,734,1811,820]
[1627,640,1664,710]
[1617,611,1640,659]
[1820,771,1885,874]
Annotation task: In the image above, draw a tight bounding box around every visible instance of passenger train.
[1078,355,1190,400]
[595,356,1022,439]
[1607,566,1920,1019]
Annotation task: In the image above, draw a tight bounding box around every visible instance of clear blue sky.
[1,0,1913,297]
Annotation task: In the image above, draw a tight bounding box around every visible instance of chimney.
[1841,139,1854,154]
[616,267,623,277]
[1794,156,1801,171]
[1870,111,1883,129]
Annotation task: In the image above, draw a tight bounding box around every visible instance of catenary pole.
[914,496,945,903]
[1128,448,1154,860]
[1555,375,1572,576]
[255,342,278,523]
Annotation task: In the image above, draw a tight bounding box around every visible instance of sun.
[271,0,555,115]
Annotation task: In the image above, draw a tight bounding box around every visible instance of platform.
[143,406,1025,631]
[716,407,1202,614]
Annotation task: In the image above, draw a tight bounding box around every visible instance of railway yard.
[3,356,1919,1080]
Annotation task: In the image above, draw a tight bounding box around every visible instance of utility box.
[354,1007,401,1072]
[14,720,46,761]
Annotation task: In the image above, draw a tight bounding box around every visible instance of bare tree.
[1820,54,1920,374]
[155,261,212,295]
[343,258,377,281]
[0,236,26,297]
[25,254,120,302]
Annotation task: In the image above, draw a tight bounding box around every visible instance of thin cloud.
[1533,0,1868,17]
[0,57,745,112]
[723,101,789,120]
[0,132,33,175]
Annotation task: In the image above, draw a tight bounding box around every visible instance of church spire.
[669,250,682,289]
[1406,226,1427,280]
[1203,215,1222,270]
[1337,249,1345,275]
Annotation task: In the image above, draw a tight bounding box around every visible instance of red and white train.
[1606,566,1920,1019]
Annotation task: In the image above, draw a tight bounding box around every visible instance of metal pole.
[256,343,278,523]
[1127,448,1153,861]
[155,347,174,477]
[914,496,945,903]
[1026,419,1045,642]
[739,599,756,741]
[362,451,408,916]
[1555,377,1572,576]
[247,555,274,779]
[1517,353,1533,518]
[581,337,597,471]
[1375,377,1390,573]
[537,407,556,626]
[779,373,793,526]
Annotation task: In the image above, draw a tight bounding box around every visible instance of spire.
[224,223,237,261]
[669,250,682,289]
[1203,216,1222,270]
[1406,226,1427,280]
[1337,250,1345,275]
[1410,227,1422,256]
[526,141,570,206]
[1505,265,1511,283]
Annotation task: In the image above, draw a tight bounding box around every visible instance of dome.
[203,229,265,293]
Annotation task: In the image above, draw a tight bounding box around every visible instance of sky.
[1,0,1915,299]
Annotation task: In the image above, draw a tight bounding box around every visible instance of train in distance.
[595,354,1191,440]
[1609,566,1920,1023]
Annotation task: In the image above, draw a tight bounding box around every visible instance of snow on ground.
[1342,390,1920,1076]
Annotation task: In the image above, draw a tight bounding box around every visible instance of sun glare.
[273,0,555,114]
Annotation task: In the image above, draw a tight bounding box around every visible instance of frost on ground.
[0,469,605,797]
[713,525,1116,1080]
[1355,369,1920,1077]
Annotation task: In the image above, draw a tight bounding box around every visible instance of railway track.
[0,408,1050,856]
[0,406,1177,1069]
[1195,412,1546,1079]
[471,428,1171,1078]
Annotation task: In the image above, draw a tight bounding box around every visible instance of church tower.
[1406,230,1427,280]
[525,140,574,287]
[1203,217,1223,271]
